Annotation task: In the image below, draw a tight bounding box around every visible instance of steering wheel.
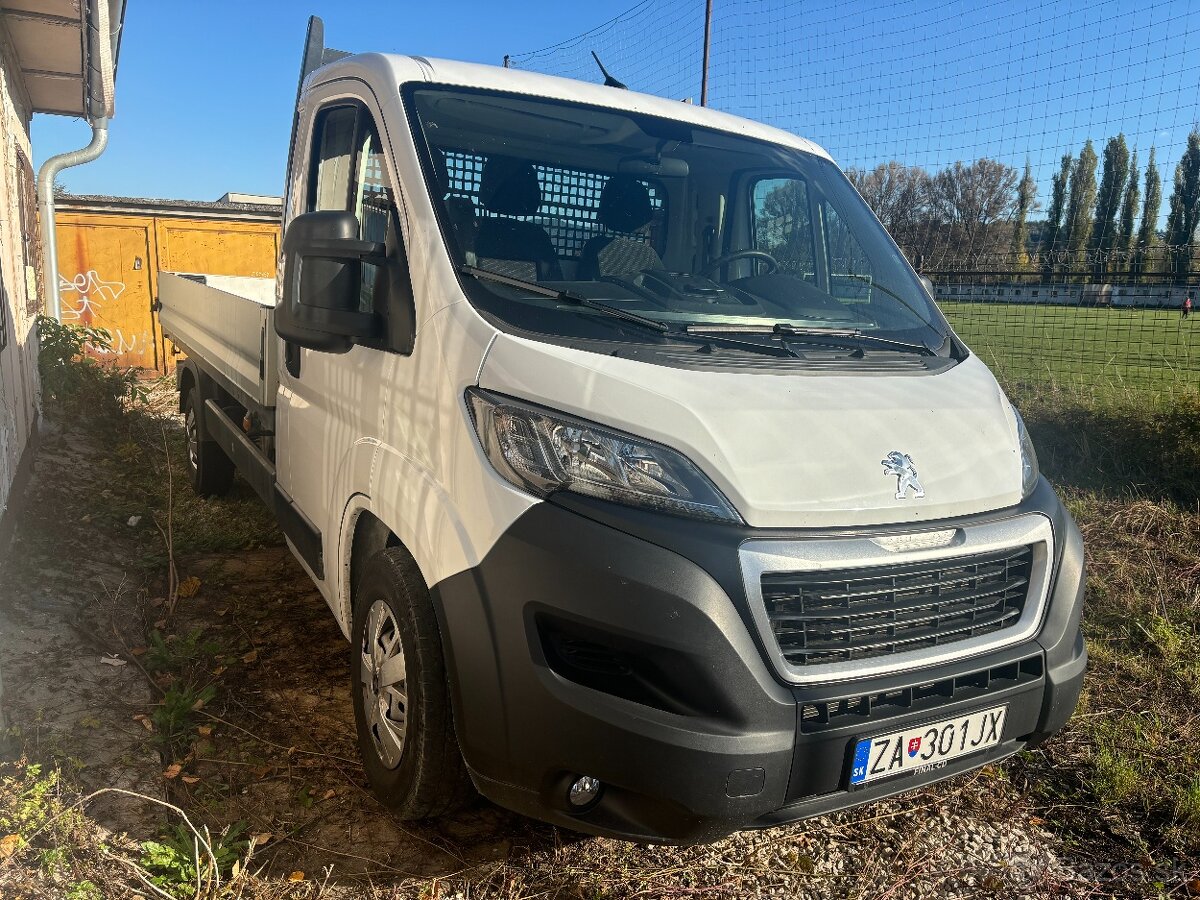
[701,249,779,278]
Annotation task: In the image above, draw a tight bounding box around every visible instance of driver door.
[275,87,400,583]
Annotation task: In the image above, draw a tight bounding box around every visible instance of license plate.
[848,705,1007,787]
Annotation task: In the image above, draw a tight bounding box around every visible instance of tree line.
[846,129,1200,280]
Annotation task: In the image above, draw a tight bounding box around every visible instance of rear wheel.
[351,547,473,819]
[183,391,234,498]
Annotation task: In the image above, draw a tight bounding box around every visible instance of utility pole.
[700,0,713,106]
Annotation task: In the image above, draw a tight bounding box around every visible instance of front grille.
[798,655,1043,732]
[761,546,1034,667]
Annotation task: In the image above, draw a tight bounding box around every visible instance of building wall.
[933,282,1195,309]
[56,211,280,371]
[0,30,42,544]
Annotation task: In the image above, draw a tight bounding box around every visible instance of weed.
[144,629,221,676]
[139,821,248,899]
[36,315,147,416]
[152,685,216,746]
[64,882,101,900]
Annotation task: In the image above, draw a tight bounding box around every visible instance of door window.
[752,177,815,281]
[354,127,393,314]
[305,103,401,320]
[310,106,357,212]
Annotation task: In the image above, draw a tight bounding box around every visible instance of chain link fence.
[508,0,1200,395]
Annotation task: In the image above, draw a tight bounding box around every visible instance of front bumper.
[431,478,1086,843]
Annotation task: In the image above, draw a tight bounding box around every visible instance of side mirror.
[919,275,935,296]
[275,210,384,352]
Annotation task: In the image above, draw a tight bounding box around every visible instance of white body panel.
[478,333,1023,528]
[171,51,1031,639]
[158,272,277,409]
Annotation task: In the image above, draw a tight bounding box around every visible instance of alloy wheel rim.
[360,599,408,769]
[185,408,199,472]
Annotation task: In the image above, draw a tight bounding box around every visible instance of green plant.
[65,881,102,900]
[139,821,248,899]
[152,685,216,746]
[36,314,148,414]
[0,763,60,835]
[144,629,221,676]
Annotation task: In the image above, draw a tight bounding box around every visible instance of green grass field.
[937,300,1200,395]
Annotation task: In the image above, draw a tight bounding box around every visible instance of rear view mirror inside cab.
[618,156,689,177]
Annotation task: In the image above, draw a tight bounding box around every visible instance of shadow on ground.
[1023,391,1200,507]
[168,543,571,881]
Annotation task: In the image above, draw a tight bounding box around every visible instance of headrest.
[479,157,541,216]
[598,176,653,233]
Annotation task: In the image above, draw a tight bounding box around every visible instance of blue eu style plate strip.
[850,738,872,785]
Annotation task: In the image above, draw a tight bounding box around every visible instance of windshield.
[406,85,951,351]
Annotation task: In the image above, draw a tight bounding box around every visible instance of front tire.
[351,547,473,819]
[183,391,234,498]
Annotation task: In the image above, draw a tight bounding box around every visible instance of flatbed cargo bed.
[158,271,277,413]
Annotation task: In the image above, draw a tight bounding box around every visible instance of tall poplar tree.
[1116,148,1140,259]
[1040,152,1073,280]
[1063,140,1099,266]
[1134,147,1162,275]
[1089,134,1129,276]
[1011,159,1036,267]
[1165,129,1200,277]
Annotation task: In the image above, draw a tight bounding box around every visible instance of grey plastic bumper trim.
[738,513,1055,685]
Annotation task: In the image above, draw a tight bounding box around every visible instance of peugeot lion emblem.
[882,451,925,499]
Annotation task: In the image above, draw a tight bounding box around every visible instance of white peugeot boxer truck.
[158,18,1086,844]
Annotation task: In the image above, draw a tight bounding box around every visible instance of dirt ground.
[0,390,1194,898]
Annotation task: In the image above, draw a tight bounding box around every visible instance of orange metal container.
[54,196,280,371]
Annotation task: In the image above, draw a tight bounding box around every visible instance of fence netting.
[507,0,1200,394]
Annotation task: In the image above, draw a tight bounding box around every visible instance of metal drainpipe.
[36,117,109,320]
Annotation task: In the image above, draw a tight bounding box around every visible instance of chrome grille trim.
[739,514,1054,685]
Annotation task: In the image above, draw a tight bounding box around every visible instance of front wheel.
[351,547,473,819]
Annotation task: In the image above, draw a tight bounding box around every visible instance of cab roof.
[308,52,835,164]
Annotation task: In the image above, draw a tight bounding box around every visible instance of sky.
[34,0,1200,218]
[32,1,635,200]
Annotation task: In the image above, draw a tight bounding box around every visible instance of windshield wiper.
[841,273,949,342]
[772,323,935,355]
[460,265,669,333]
[462,265,824,360]
[684,322,934,355]
[462,265,800,360]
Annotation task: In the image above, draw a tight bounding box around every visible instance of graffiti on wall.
[59,270,126,320]
[58,270,144,357]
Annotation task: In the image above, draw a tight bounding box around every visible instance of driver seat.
[578,176,664,280]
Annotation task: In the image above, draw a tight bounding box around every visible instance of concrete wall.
[0,31,42,549]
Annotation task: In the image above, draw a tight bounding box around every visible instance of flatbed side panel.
[158,271,278,411]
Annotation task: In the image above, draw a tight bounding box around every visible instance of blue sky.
[36,0,1200,219]
[33,1,634,200]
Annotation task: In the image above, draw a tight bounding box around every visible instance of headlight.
[466,388,743,524]
[1013,408,1040,498]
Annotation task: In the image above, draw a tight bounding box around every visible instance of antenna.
[590,51,627,89]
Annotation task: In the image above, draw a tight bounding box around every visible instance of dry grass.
[1011,388,1200,864]
[3,377,1200,898]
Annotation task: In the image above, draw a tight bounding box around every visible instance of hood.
[477,335,1024,529]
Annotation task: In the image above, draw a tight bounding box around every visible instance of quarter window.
[821,201,874,301]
